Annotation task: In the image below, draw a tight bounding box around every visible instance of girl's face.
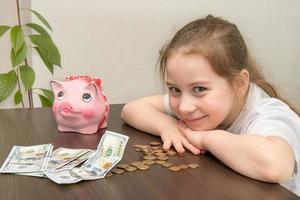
[166,53,239,131]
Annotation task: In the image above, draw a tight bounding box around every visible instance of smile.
[184,115,208,125]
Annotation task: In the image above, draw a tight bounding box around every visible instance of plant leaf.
[14,90,22,105]
[26,9,52,31]
[25,23,50,37]
[0,26,10,38]
[38,88,54,103]
[20,65,35,90]
[34,47,54,74]
[0,70,17,103]
[10,26,25,52]
[11,43,27,67]
[30,35,61,67]
[38,94,52,107]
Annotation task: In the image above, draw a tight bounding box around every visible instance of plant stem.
[15,0,25,108]
[16,0,33,108]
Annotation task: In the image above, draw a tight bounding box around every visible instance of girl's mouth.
[184,115,208,125]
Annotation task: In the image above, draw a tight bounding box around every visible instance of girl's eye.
[57,91,64,100]
[193,86,207,93]
[168,87,181,94]
[82,93,92,103]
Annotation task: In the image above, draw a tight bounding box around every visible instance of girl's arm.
[180,125,295,182]
[121,96,201,154]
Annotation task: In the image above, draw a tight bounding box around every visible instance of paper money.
[0,131,129,185]
[55,150,94,171]
[80,131,129,176]
[0,144,53,173]
[46,148,91,171]
[44,169,82,184]
[70,167,105,180]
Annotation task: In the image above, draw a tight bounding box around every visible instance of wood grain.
[0,105,298,200]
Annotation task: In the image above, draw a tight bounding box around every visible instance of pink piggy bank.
[50,75,109,134]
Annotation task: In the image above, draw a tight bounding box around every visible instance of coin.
[152,149,163,154]
[155,160,166,165]
[161,162,172,168]
[150,141,161,146]
[178,164,189,169]
[117,163,129,169]
[151,146,161,150]
[106,172,113,178]
[188,164,199,169]
[169,166,181,172]
[125,166,137,172]
[136,164,150,171]
[142,160,155,165]
[131,161,144,167]
[157,156,168,161]
[156,152,167,157]
[112,168,125,174]
[167,150,177,156]
[139,145,149,149]
[143,155,156,160]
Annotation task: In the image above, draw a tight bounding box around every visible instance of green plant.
[0,0,61,108]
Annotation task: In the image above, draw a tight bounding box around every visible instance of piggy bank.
[50,75,109,134]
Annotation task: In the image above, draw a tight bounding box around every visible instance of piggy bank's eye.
[57,91,64,100]
[82,93,92,103]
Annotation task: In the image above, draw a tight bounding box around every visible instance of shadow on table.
[51,128,106,150]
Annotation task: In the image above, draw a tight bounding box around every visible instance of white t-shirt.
[163,83,300,196]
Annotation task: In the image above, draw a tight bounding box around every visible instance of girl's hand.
[160,129,201,155]
[178,121,209,153]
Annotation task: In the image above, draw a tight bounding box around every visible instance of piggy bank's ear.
[50,80,63,93]
[84,83,98,95]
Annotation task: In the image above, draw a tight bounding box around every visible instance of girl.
[121,15,300,196]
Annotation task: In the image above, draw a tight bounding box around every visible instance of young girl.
[121,15,300,196]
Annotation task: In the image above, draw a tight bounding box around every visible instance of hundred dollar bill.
[70,167,105,180]
[55,150,95,171]
[44,169,82,184]
[0,144,53,173]
[46,148,92,171]
[73,131,129,179]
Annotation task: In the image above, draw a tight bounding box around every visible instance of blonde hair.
[158,15,299,116]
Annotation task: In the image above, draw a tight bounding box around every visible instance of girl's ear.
[238,69,250,95]
[233,69,250,96]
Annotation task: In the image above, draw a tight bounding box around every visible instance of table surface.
[0,104,298,200]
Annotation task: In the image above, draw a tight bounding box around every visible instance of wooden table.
[0,104,298,200]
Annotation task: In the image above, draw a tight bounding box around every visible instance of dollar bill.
[70,167,105,180]
[46,148,92,171]
[44,169,82,184]
[0,144,53,173]
[80,131,129,176]
[56,131,129,183]
[55,150,95,171]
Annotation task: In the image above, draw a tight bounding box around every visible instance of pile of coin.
[106,141,199,177]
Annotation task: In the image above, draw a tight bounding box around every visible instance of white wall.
[0,0,31,108]
[1,0,300,109]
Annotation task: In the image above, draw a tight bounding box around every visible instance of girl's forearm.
[203,130,295,182]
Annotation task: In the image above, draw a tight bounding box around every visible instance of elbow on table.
[259,154,294,183]
[261,165,293,183]
[121,103,130,121]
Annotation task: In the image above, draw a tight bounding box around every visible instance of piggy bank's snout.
[59,102,73,113]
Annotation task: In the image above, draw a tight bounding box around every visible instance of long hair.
[158,15,300,116]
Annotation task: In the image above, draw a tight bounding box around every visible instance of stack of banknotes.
[0,131,129,184]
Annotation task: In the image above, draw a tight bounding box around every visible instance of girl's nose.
[178,96,196,115]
